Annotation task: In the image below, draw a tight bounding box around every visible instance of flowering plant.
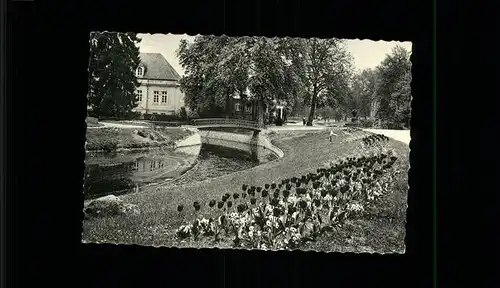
[361,134,390,146]
[175,150,400,250]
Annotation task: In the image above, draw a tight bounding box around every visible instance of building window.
[136,90,143,102]
[136,67,144,77]
[245,104,252,112]
[235,102,241,112]
[161,91,168,104]
[153,91,159,104]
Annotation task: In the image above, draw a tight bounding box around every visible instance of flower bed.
[175,150,401,250]
[339,127,372,143]
[82,129,408,252]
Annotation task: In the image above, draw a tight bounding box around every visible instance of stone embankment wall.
[197,130,284,159]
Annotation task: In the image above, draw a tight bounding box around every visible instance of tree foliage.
[374,46,412,129]
[177,36,302,126]
[177,36,229,117]
[349,68,378,118]
[281,38,354,125]
[88,31,141,119]
[177,36,362,127]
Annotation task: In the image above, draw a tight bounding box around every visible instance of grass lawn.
[86,117,104,127]
[85,127,193,152]
[82,128,409,253]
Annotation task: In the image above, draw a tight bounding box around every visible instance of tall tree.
[178,36,301,126]
[350,68,378,119]
[177,36,228,117]
[247,37,301,126]
[374,46,412,129]
[87,31,141,119]
[282,38,354,126]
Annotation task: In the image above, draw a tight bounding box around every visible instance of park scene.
[82,32,411,253]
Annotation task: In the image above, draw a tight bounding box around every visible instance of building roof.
[139,53,181,81]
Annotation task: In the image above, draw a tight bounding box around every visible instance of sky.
[137,33,412,76]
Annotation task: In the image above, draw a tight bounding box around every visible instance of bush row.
[361,134,390,146]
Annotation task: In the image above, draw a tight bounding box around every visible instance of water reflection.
[134,157,166,172]
[84,150,183,199]
[84,142,279,200]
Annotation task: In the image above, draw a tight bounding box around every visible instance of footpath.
[90,120,410,145]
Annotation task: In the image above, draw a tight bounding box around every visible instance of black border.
[6,0,441,287]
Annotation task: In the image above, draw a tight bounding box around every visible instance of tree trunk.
[225,92,232,118]
[240,91,245,119]
[252,101,257,121]
[307,88,318,126]
[257,98,264,127]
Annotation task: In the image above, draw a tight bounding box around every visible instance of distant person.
[329,129,337,142]
[302,117,306,126]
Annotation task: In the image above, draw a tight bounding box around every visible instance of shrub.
[137,130,148,138]
[144,113,181,122]
[187,110,199,119]
[179,107,188,121]
[86,117,99,125]
[361,119,374,128]
[98,140,118,152]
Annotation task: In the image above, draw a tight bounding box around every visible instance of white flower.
[348,203,364,212]
[257,231,262,237]
[249,226,255,232]
[248,231,254,238]
[265,205,273,214]
[269,216,279,227]
[266,220,272,227]
[287,196,299,204]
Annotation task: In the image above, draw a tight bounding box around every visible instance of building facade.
[133,53,185,117]
[228,92,288,124]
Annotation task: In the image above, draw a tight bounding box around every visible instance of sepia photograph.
[82,32,412,253]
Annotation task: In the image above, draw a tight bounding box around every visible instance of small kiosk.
[269,100,288,126]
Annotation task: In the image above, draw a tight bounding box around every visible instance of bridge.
[192,118,264,132]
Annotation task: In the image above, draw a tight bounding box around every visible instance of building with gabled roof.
[133,53,185,117]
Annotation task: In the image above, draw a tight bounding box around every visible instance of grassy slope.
[82,129,409,252]
[85,127,193,152]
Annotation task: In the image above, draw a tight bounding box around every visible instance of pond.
[83,142,279,200]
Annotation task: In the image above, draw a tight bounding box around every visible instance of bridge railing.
[193,118,262,129]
